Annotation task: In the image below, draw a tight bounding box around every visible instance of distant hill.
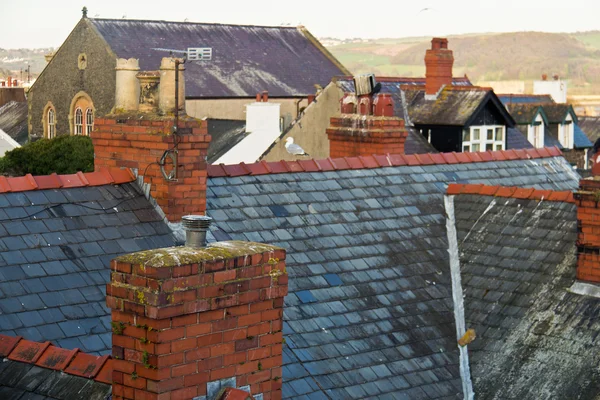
[0,48,52,82]
[326,31,600,95]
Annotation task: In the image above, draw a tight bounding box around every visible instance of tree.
[0,135,94,176]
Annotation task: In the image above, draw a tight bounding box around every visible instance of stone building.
[27,12,349,141]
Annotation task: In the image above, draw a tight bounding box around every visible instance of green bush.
[0,135,94,176]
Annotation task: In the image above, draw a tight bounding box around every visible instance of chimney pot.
[340,93,357,114]
[6,76,11,87]
[542,74,548,81]
[256,93,261,102]
[553,74,560,81]
[358,94,372,115]
[307,94,316,105]
[262,91,269,102]
[373,93,394,117]
[181,215,212,247]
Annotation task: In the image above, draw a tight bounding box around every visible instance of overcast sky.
[2,0,599,48]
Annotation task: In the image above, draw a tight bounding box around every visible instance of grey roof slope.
[454,194,600,399]
[0,359,110,400]
[89,18,348,98]
[578,116,600,142]
[506,127,534,150]
[0,183,176,355]
[206,155,579,399]
[574,123,593,148]
[207,119,248,164]
[0,101,28,145]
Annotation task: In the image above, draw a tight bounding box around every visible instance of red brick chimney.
[92,117,210,222]
[575,178,600,282]
[425,38,454,96]
[91,56,211,222]
[326,93,408,157]
[106,240,288,400]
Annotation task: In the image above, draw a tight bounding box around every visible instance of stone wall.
[28,18,116,139]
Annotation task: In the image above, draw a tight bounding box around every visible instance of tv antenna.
[150,47,213,181]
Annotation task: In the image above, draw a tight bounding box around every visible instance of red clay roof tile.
[315,158,336,171]
[388,154,408,166]
[441,152,459,164]
[446,183,574,203]
[64,353,110,379]
[0,335,21,357]
[345,157,364,169]
[359,156,379,169]
[454,152,471,163]
[35,345,79,371]
[8,340,51,364]
[373,154,392,167]
[207,164,227,177]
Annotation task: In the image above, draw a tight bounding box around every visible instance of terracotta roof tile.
[64,352,110,379]
[447,183,574,203]
[0,334,112,384]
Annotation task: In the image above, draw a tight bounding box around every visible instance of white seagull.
[285,137,310,156]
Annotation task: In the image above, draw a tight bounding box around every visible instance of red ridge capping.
[446,183,575,203]
[0,168,135,194]
[64,352,110,379]
[211,147,564,178]
[0,334,112,385]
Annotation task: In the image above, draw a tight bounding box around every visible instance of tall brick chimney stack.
[425,38,454,96]
[91,57,210,222]
[326,92,408,157]
[575,177,600,282]
[107,240,288,400]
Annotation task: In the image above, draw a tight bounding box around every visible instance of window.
[85,108,94,135]
[74,108,83,135]
[528,115,544,148]
[462,125,504,152]
[47,108,56,139]
[560,116,574,149]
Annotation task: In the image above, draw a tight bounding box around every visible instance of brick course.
[575,179,600,282]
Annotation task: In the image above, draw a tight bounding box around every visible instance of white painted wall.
[214,102,281,165]
[0,129,20,156]
[533,79,568,103]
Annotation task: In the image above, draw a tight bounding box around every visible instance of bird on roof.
[285,137,310,156]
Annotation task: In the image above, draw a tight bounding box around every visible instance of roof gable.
[507,104,549,126]
[88,18,348,98]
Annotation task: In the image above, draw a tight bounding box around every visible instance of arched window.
[85,108,94,136]
[74,108,83,135]
[47,108,56,139]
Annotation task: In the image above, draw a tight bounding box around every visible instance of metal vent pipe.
[181,215,212,248]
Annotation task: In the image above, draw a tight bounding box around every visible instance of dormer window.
[559,114,574,149]
[463,125,505,152]
[528,114,545,148]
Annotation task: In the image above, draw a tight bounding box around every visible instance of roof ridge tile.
[207,148,564,178]
[0,168,134,193]
[0,334,111,384]
[447,183,574,203]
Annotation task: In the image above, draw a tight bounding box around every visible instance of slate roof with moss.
[206,154,580,399]
[454,193,600,398]
[88,18,349,98]
[506,104,547,125]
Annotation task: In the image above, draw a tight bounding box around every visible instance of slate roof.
[578,116,600,142]
[205,149,579,399]
[505,127,534,150]
[207,119,248,164]
[0,101,28,145]
[497,94,554,105]
[542,103,577,124]
[574,123,593,149]
[89,18,349,98]
[451,184,600,399]
[506,104,547,125]
[0,169,177,355]
[403,87,515,128]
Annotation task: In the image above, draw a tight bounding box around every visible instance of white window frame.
[527,114,544,148]
[47,108,56,139]
[85,108,94,136]
[462,125,505,152]
[559,114,574,149]
[74,107,83,135]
